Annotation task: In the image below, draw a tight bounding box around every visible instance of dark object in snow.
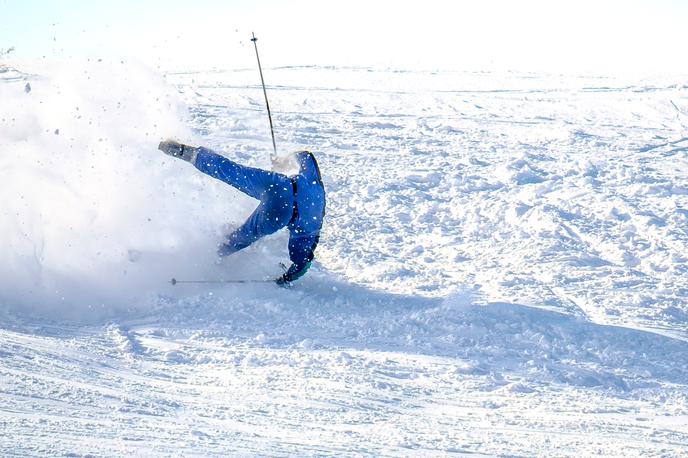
[24,82,31,93]
[54,129,60,135]
[159,140,325,285]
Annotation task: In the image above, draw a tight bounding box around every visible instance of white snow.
[1,61,687,456]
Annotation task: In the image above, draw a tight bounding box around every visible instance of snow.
[1,61,688,456]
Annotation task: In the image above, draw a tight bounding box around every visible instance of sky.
[1,0,687,74]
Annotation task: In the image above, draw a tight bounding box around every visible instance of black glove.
[158,139,198,164]
[275,275,293,288]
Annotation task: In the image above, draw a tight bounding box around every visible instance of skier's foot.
[216,242,234,259]
[158,139,183,156]
[158,139,198,163]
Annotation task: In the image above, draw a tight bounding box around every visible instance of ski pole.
[170,278,272,286]
[250,32,278,159]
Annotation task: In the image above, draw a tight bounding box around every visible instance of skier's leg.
[217,205,264,257]
[217,178,294,257]
[194,147,288,200]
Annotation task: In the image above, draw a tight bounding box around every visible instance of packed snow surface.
[1,61,688,456]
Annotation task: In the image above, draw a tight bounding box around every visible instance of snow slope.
[1,62,688,456]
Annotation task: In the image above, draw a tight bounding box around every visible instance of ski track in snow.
[2,64,688,456]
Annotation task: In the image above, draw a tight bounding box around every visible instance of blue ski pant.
[194,148,293,256]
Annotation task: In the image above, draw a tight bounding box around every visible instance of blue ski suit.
[194,148,326,283]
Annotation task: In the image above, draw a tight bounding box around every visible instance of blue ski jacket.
[193,148,325,283]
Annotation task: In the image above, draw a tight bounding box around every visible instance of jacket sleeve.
[281,232,320,283]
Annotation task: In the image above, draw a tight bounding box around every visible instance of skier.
[159,140,325,285]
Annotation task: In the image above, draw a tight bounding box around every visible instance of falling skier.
[159,140,325,285]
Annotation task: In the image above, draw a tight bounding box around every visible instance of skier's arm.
[277,233,320,285]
